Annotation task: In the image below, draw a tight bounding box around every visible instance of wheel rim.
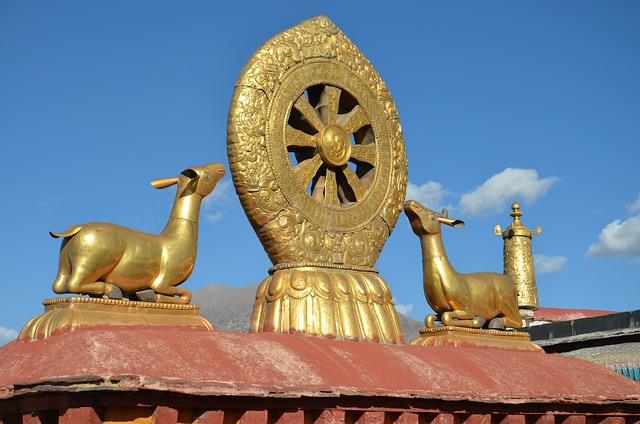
[268,60,392,232]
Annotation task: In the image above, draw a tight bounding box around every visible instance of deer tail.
[50,225,83,239]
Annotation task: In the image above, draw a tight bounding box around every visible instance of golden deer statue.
[50,163,226,304]
[404,200,522,330]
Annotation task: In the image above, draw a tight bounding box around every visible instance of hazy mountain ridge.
[193,284,423,342]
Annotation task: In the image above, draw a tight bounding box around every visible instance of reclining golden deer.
[404,200,522,329]
[50,163,226,304]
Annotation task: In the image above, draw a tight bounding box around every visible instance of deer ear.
[150,177,179,189]
[438,216,465,229]
[451,220,465,229]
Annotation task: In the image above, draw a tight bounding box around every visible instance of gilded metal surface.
[251,266,403,344]
[411,326,543,352]
[227,16,407,266]
[404,200,523,330]
[50,163,226,304]
[495,202,541,317]
[18,297,215,342]
[228,17,406,342]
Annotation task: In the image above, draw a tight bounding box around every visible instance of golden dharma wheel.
[227,16,407,267]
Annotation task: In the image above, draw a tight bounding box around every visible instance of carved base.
[411,326,544,352]
[18,297,215,342]
[250,266,404,344]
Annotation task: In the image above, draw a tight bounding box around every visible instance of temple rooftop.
[1,325,638,407]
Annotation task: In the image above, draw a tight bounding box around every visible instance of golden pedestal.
[411,326,543,352]
[250,265,404,344]
[18,297,215,342]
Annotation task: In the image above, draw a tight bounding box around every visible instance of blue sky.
[2,2,639,344]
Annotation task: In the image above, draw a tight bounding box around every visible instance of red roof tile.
[0,325,637,405]
[534,307,616,322]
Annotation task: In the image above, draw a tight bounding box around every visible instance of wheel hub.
[317,124,351,168]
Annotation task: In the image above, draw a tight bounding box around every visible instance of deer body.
[404,200,522,329]
[51,163,226,304]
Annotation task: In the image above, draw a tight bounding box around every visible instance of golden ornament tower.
[495,202,541,321]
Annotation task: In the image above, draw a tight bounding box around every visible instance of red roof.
[534,307,617,322]
[1,325,638,405]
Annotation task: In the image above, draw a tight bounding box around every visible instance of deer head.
[404,200,464,236]
[150,163,226,197]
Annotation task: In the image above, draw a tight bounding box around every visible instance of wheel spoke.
[293,94,325,132]
[291,85,375,208]
[324,168,339,207]
[286,126,317,149]
[337,105,368,135]
[293,155,323,189]
[359,168,376,188]
[311,173,325,202]
[350,144,376,166]
[340,165,367,201]
[316,86,341,125]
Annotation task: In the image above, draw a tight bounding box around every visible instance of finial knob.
[510,202,523,223]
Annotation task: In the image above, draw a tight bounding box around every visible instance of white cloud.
[38,196,61,211]
[627,193,640,214]
[203,179,233,206]
[205,211,224,223]
[406,181,452,212]
[202,179,233,224]
[459,168,558,216]
[534,254,567,274]
[0,326,18,346]
[586,215,640,259]
[395,303,414,315]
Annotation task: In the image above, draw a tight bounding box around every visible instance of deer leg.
[489,316,522,330]
[488,299,524,329]
[153,286,192,304]
[442,310,484,328]
[52,241,73,294]
[52,271,70,295]
[66,273,123,300]
[424,314,440,328]
[62,260,123,299]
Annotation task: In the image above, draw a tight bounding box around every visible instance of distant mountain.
[397,313,424,343]
[193,284,258,333]
[193,284,423,343]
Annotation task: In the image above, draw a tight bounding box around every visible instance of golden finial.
[496,202,541,239]
[510,202,523,224]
